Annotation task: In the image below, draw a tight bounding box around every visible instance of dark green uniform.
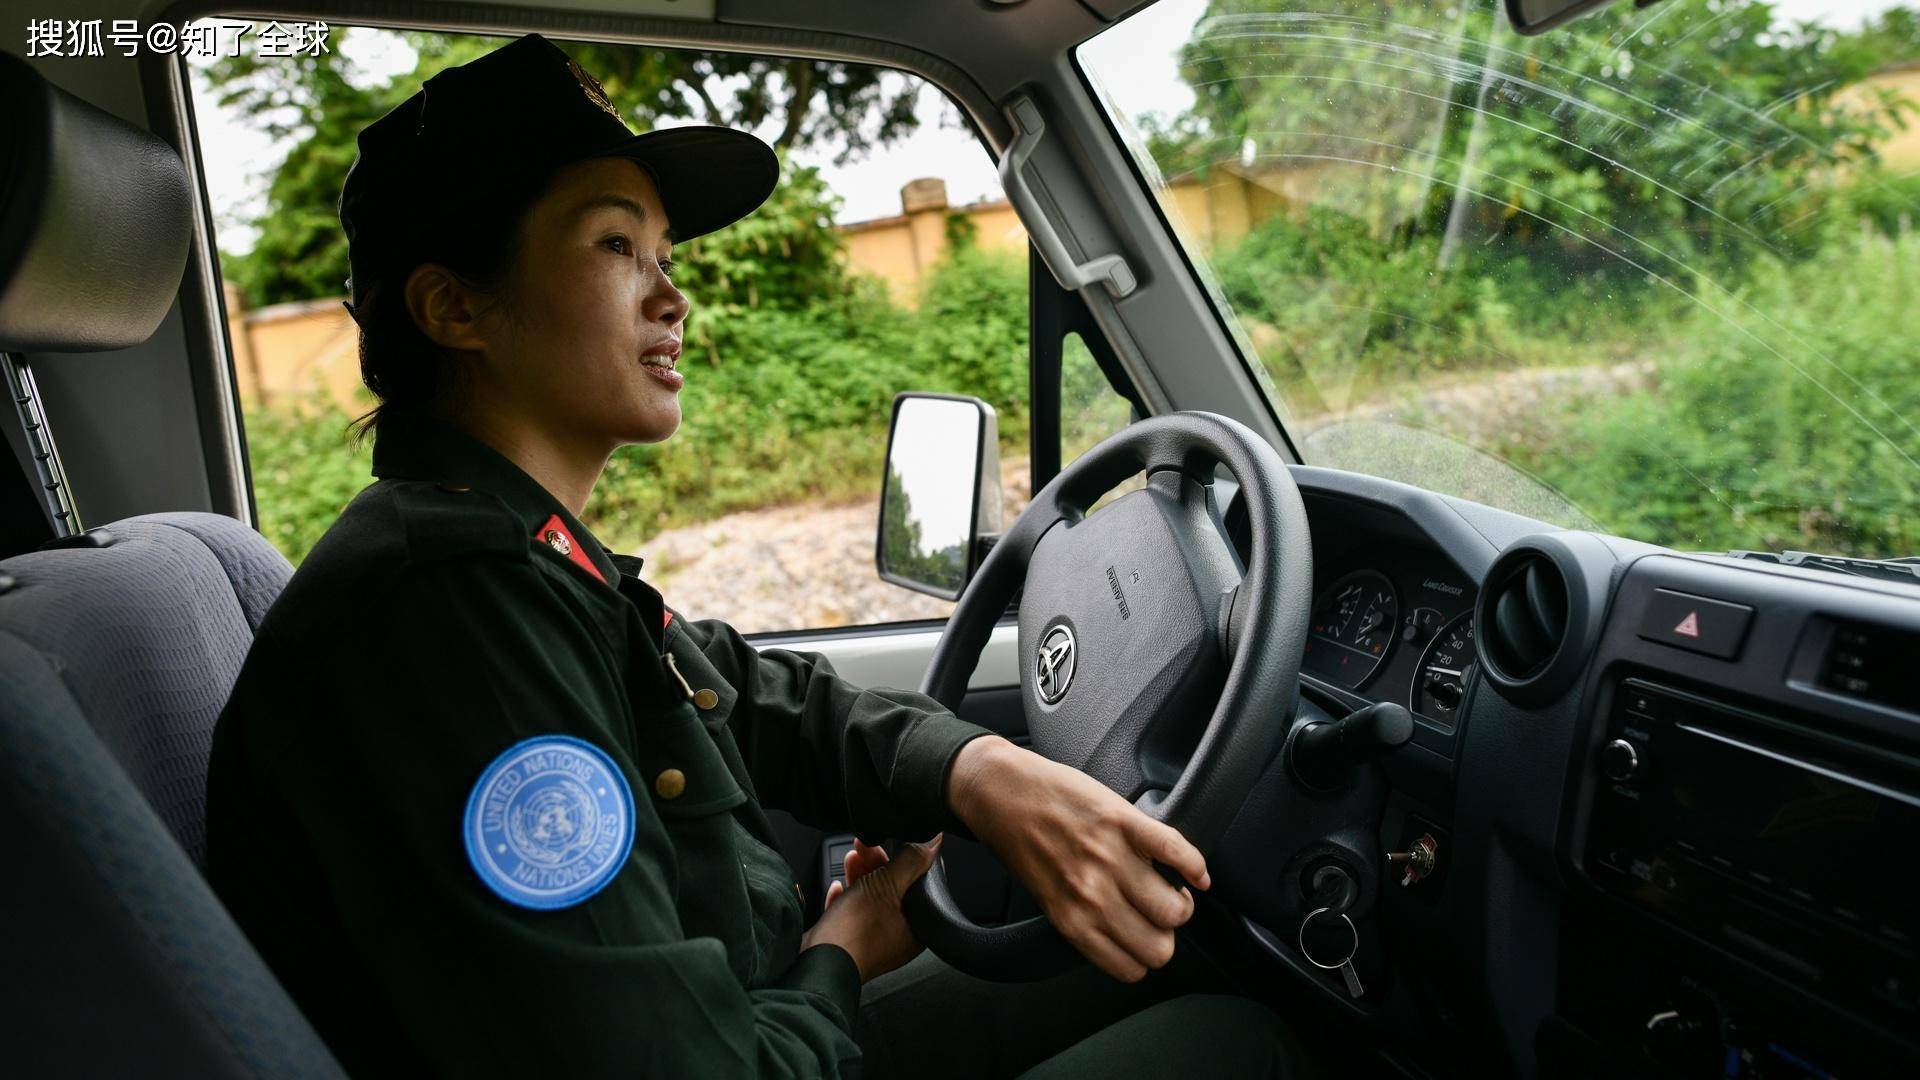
[207,405,993,1077]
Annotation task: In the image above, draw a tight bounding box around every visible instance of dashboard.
[1209,464,1920,1080]
[1222,474,1498,777]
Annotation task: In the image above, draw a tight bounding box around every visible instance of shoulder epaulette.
[388,480,529,566]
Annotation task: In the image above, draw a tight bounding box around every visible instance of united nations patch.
[463,735,634,910]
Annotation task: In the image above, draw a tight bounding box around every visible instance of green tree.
[1158,0,1917,269]
[880,463,965,592]
[673,159,851,353]
[1839,7,1920,72]
[205,30,923,308]
[1496,227,1920,557]
[204,45,409,305]
[390,34,923,158]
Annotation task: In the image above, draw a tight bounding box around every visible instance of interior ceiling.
[718,0,1109,102]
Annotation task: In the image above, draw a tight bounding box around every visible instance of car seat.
[0,49,344,1077]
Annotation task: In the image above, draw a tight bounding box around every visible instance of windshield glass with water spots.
[1079,0,1920,558]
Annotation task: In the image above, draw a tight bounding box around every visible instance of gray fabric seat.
[2,514,292,865]
[0,49,345,1077]
[0,515,344,1076]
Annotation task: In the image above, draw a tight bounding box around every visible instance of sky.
[888,397,988,554]
[186,0,1908,257]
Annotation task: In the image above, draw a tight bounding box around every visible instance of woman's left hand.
[944,735,1211,983]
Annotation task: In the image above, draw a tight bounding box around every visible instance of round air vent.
[1475,537,1594,705]
[1484,553,1568,681]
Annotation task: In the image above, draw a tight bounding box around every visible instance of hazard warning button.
[1637,588,1754,660]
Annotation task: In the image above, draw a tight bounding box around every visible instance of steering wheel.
[904,410,1313,982]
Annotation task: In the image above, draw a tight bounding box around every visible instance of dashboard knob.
[1600,738,1641,783]
[1386,833,1438,887]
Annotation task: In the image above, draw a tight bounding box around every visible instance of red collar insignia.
[536,514,606,584]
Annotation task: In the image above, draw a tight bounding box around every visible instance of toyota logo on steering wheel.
[1036,624,1076,704]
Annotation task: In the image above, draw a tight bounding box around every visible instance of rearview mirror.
[1506,0,1643,35]
[875,393,1002,601]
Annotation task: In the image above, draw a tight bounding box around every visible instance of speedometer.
[1302,570,1398,690]
[1411,612,1475,727]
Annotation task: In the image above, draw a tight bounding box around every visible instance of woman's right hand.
[799,834,942,982]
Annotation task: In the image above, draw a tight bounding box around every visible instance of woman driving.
[207,32,1307,1079]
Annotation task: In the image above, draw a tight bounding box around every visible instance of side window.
[1061,331,1135,468]
[1060,331,1144,513]
[189,25,1034,634]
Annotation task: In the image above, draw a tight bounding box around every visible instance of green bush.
[909,245,1032,428]
[1208,205,1677,407]
[243,401,374,563]
[1499,228,1920,557]
[1820,167,1920,243]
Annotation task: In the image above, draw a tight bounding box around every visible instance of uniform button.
[693,688,719,710]
[544,529,572,555]
[654,768,686,800]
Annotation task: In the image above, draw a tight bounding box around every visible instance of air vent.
[1484,554,1568,680]
[1475,537,1599,705]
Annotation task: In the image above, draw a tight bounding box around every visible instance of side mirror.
[875,392,1003,600]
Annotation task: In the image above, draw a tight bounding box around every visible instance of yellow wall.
[839,195,1031,302]
[1855,66,1920,171]
[233,296,362,411]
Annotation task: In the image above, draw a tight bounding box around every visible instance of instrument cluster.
[1301,549,1478,728]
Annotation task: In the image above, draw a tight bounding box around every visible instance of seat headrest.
[0,50,192,353]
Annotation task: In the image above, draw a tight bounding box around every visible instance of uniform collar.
[369,406,625,585]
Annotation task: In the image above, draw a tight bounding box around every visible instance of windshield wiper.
[1723,549,1920,585]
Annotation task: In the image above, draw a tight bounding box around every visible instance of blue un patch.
[463,735,635,910]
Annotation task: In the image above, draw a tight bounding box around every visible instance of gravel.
[645,456,1033,635]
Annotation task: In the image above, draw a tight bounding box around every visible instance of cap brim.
[592,125,779,242]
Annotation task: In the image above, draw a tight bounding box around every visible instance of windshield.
[1078,0,1920,558]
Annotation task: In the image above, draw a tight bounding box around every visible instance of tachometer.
[1411,612,1475,727]
[1302,570,1398,690]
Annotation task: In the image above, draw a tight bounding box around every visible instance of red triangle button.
[1673,611,1700,638]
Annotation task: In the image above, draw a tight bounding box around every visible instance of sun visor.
[0,50,191,353]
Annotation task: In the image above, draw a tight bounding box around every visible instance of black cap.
[338,33,777,322]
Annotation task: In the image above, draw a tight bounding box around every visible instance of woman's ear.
[404,263,495,352]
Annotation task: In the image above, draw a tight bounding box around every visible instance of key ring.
[1296,905,1359,970]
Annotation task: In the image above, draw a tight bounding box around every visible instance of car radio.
[1582,678,1919,1035]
